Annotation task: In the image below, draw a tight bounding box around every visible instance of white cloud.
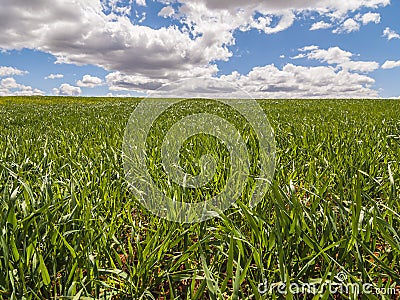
[291,53,306,59]
[77,75,103,88]
[149,64,378,99]
[158,6,175,18]
[139,12,147,23]
[7,89,44,96]
[381,60,400,69]
[0,0,230,81]
[136,0,146,6]
[310,21,332,31]
[106,60,379,99]
[106,64,219,92]
[107,42,381,97]
[383,27,400,40]
[106,72,165,92]
[258,12,295,34]
[359,12,381,25]
[45,73,64,79]
[293,46,379,72]
[300,46,353,64]
[102,0,133,16]
[106,92,134,97]
[333,18,360,34]
[1,77,20,89]
[53,83,82,96]
[0,77,43,96]
[0,66,28,77]
[229,63,378,98]
[299,45,319,52]
[341,61,380,72]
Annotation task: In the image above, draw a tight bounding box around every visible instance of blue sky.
[0,0,399,98]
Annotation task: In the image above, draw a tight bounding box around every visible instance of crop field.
[0,97,399,299]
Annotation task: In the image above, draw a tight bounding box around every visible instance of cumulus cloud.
[0,0,231,81]
[359,12,381,25]
[77,75,103,88]
[299,45,319,52]
[106,72,164,92]
[341,61,380,72]
[149,64,378,99]
[383,27,400,40]
[293,46,379,73]
[310,21,332,31]
[333,18,360,34]
[136,0,146,6]
[106,64,219,92]
[248,12,295,34]
[101,0,133,16]
[303,47,353,64]
[53,83,82,96]
[107,43,380,97]
[106,92,134,97]
[0,66,28,77]
[225,64,378,98]
[158,6,175,18]
[1,77,20,89]
[106,62,379,99]
[45,73,64,79]
[381,60,400,69]
[0,77,43,96]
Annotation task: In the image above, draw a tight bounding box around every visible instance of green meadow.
[0,97,399,299]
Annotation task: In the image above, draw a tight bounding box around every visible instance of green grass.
[0,96,399,299]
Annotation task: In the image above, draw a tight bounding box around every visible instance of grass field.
[0,97,399,299]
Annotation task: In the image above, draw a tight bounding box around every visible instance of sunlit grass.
[0,97,399,299]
